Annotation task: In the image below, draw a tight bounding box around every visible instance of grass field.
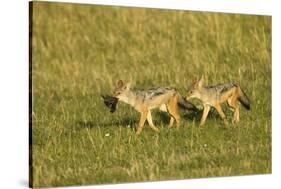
[30,2,272,188]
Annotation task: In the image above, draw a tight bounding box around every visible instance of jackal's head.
[186,76,204,99]
[112,80,132,101]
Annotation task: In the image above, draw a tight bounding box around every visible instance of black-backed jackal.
[113,80,197,135]
[186,76,250,126]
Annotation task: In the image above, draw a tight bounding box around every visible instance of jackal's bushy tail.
[238,87,251,110]
[177,95,198,112]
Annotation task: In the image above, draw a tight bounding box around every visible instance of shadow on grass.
[182,110,202,122]
[75,108,224,130]
[75,117,138,130]
[183,107,241,129]
[154,109,206,124]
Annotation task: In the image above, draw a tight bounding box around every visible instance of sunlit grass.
[31,2,271,187]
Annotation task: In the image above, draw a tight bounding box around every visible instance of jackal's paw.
[175,126,180,130]
[168,125,174,129]
[199,123,205,128]
[154,128,160,133]
[223,119,229,125]
[231,119,239,124]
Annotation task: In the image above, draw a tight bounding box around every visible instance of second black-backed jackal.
[186,76,250,126]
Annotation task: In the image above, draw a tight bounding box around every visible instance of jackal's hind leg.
[214,104,228,125]
[136,109,148,135]
[227,97,239,124]
[147,111,160,133]
[233,107,240,124]
[166,100,180,129]
[168,117,175,128]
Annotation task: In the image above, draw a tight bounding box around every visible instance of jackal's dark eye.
[113,91,118,96]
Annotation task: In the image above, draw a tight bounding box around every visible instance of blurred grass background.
[31,2,271,187]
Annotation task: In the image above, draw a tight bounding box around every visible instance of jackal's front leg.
[200,104,210,127]
[136,110,148,135]
[146,111,160,133]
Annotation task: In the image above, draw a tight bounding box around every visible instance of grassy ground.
[30,2,271,188]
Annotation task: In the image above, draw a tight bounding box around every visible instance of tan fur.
[186,76,250,126]
[112,80,183,135]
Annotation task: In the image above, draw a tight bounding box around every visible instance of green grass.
[30,2,271,188]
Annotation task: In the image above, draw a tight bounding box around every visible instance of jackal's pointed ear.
[117,80,124,88]
[188,78,197,89]
[192,77,197,85]
[198,75,204,88]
